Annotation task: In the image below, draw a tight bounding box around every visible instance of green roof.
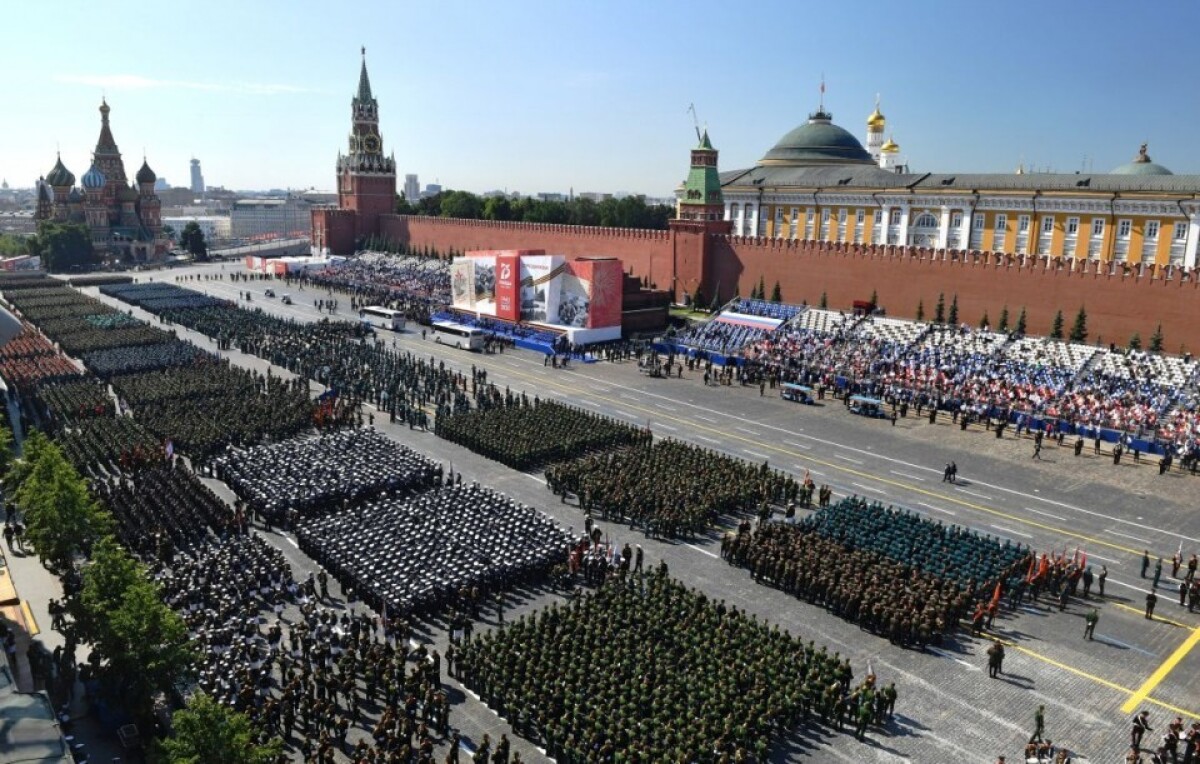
[356,58,374,103]
[759,111,874,166]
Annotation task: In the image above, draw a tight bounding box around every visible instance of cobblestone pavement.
[9,265,1191,763]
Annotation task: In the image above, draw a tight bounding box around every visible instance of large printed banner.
[450,259,476,310]
[455,250,622,330]
[495,253,520,321]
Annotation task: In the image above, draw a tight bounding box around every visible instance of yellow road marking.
[1121,624,1200,714]
[19,600,38,637]
[982,630,1200,720]
[1110,600,1194,629]
[495,363,1146,555]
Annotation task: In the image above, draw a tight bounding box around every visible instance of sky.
[4,1,1199,197]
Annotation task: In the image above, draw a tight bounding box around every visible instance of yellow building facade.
[717,108,1200,268]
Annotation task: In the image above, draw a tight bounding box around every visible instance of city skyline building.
[189,158,205,195]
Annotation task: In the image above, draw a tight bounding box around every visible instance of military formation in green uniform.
[724,498,1031,645]
[546,440,800,539]
[437,399,651,471]
[456,569,893,763]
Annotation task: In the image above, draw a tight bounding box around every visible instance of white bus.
[359,306,406,332]
[430,320,486,351]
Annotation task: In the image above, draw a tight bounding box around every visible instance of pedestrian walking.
[1099,565,1108,597]
[1082,565,1094,599]
[1,524,11,551]
[1032,441,1043,460]
[1132,711,1153,749]
[1153,558,1163,589]
[1145,591,1158,620]
[1142,551,1151,578]
[1030,704,1046,743]
[1083,608,1098,640]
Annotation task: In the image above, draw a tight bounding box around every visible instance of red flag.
[990,581,1002,610]
[1025,554,1036,583]
[1079,551,1087,569]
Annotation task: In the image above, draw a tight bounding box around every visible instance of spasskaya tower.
[312,48,397,255]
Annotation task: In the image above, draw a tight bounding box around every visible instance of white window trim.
[1117,219,1132,238]
[1041,216,1054,233]
[1066,217,1079,236]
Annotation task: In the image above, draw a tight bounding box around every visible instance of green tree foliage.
[76,538,193,727]
[998,306,1010,332]
[14,439,111,572]
[934,292,946,324]
[409,190,673,230]
[179,222,208,261]
[979,311,990,330]
[770,281,782,302]
[1128,333,1142,350]
[1050,310,1065,339]
[1069,306,1088,343]
[947,294,959,325]
[394,194,417,215]
[690,285,704,309]
[157,694,282,764]
[0,233,30,257]
[755,276,766,300]
[0,423,13,484]
[915,299,924,322]
[869,289,878,307]
[1149,323,1164,352]
[819,291,828,309]
[439,190,484,220]
[1016,307,1027,335]
[29,221,97,272]
[161,224,176,241]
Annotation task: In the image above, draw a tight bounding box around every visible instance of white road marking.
[524,474,547,484]
[990,524,1033,539]
[920,502,957,516]
[686,544,719,559]
[736,426,758,435]
[1095,635,1156,657]
[655,423,679,432]
[695,414,717,423]
[1081,552,1120,564]
[696,435,720,444]
[958,488,993,500]
[658,404,677,412]
[852,482,885,494]
[953,658,980,671]
[620,393,639,401]
[284,536,299,548]
[1023,506,1067,521]
[1106,577,1152,594]
[743,450,770,460]
[889,470,925,481]
[1111,531,1151,544]
[785,441,811,450]
[834,454,864,464]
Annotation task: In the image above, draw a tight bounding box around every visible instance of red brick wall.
[378,215,1199,353]
[713,237,1200,353]
[379,215,681,292]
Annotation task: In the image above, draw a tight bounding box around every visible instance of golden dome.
[867,107,886,129]
[881,136,900,153]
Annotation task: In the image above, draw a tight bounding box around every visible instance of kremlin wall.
[382,214,1199,352]
[316,55,1199,352]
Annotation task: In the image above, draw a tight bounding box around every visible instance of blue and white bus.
[430,320,485,351]
[359,306,406,332]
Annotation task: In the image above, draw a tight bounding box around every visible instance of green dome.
[1111,144,1173,176]
[135,159,156,185]
[759,110,874,166]
[1111,160,1173,176]
[46,155,75,187]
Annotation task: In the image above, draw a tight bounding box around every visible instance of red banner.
[585,258,623,328]
[495,253,521,321]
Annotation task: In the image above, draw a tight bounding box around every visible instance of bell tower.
[336,47,397,239]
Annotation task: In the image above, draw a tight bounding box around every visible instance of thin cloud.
[54,74,310,95]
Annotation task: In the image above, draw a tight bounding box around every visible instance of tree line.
[5,429,278,762]
[396,190,674,230]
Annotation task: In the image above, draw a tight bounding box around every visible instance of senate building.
[34,100,167,263]
[716,99,1200,269]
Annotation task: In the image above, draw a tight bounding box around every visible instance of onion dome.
[759,109,875,166]
[867,98,885,129]
[46,155,75,187]
[118,184,138,202]
[82,163,107,189]
[881,136,900,153]
[136,158,157,185]
[1111,143,1172,176]
[68,188,83,203]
